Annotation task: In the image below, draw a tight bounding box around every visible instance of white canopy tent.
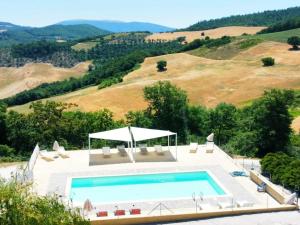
[88,126,177,162]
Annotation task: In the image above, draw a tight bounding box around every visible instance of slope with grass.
[10,41,300,118]
[0,62,90,99]
[146,26,265,43]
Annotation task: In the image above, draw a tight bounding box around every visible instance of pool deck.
[32,145,296,223]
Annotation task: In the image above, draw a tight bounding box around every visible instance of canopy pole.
[88,137,91,165]
[175,134,178,161]
[168,135,170,151]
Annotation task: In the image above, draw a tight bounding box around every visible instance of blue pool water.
[70,171,226,204]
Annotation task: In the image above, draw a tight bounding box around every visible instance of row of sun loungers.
[189,142,215,154]
[99,144,166,157]
[96,208,141,217]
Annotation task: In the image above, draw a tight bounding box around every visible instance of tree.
[187,105,209,137]
[287,36,300,50]
[144,81,189,142]
[207,103,237,145]
[125,111,152,128]
[0,103,7,144]
[249,89,294,157]
[157,60,167,72]
[261,57,275,67]
[176,36,186,43]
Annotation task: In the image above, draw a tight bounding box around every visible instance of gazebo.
[88,126,177,162]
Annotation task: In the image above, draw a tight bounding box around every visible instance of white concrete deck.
[32,144,282,214]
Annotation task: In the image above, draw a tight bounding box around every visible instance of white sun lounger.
[206,141,214,153]
[139,144,148,155]
[199,203,215,210]
[154,145,164,155]
[57,146,69,158]
[218,201,235,209]
[190,143,198,153]
[236,200,254,207]
[102,147,111,158]
[40,150,54,162]
[117,145,127,157]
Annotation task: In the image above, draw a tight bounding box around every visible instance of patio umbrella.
[53,141,59,151]
[83,199,93,212]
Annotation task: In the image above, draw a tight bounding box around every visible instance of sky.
[1,0,300,28]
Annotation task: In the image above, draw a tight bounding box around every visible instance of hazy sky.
[1,0,300,28]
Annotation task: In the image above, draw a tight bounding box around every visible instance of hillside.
[183,6,300,31]
[10,41,300,118]
[0,23,109,47]
[0,62,89,99]
[146,26,265,43]
[59,20,174,33]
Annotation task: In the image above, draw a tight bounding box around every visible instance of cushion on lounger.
[97,211,108,217]
[115,210,125,216]
[130,208,141,215]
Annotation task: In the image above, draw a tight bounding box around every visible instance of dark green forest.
[183,6,300,31]
[259,16,300,34]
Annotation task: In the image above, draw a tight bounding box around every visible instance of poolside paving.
[146,211,300,225]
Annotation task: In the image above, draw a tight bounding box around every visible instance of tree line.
[0,81,297,162]
[182,7,300,31]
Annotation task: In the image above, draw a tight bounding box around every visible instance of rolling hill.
[0,23,109,47]
[183,6,300,31]
[146,26,265,43]
[0,62,90,99]
[10,40,300,118]
[58,20,174,33]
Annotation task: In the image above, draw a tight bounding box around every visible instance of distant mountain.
[183,6,300,31]
[58,20,174,33]
[0,23,109,47]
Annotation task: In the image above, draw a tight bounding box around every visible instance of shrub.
[157,60,167,72]
[0,145,15,157]
[287,36,300,50]
[0,180,89,225]
[261,57,275,67]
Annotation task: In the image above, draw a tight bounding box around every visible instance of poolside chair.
[199,203,215,210]
[257,182,267,192]
[117,145,127,157]
[154,145,164,155]
[189,142,198,153]
[206,141,214,153]
[39,150,54,162]
[102,147,111,158]
[96,211,108,217]
[139,144,148,155]
[57,146,69,159]
[236,200,254,207]
[114,209,125,216]
[129,208,141,215]
[284,193,297,205]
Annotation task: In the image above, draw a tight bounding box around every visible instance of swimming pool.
[69,171,226,204]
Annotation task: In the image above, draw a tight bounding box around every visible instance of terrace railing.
[148,202,174,216]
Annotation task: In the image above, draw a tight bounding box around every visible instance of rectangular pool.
[69,171,226,204]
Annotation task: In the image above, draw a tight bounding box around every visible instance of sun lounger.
[96,211,108,217]
[57,146,69,158]
[199,203,215,210]
[218,201,235,209]
[102,147,111,158]
[190,143,198,153]
[236,200,254,207]
[114,209,125,216]
[129,208,141,215]
[154,145,164,155]
[216,196,235,209]
[206,141,214,153]
[230,171,248,177]
[139,144,148,155]
[40,150,54,162]
[117,145,127,157]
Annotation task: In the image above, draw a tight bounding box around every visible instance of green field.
[253,28,300,42]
